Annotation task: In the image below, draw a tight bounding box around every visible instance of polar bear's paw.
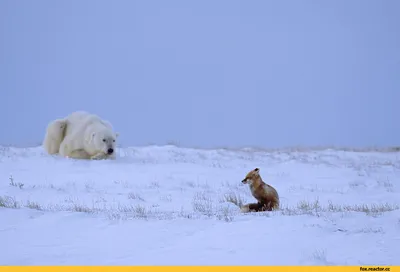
[90,152,108,160]
[68,149,91,160]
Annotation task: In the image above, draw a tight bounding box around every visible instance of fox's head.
[241,168,261,185]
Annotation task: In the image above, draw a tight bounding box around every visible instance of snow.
[1,145,399,265]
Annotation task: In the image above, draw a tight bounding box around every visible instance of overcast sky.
[1,0,399,149]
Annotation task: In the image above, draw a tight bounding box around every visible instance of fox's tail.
[240,202,268,213]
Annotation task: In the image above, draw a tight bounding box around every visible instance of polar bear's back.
[64,111,113,135]
[67,111,99,123]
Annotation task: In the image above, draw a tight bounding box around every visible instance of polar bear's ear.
[115,132,119,138]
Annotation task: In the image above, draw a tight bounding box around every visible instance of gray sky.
[1,0,399,149]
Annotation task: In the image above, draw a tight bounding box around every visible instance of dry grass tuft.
[128,192,145,201]
[280,200,399,217]
[221,192,245,208]
[9,175,24,189]
[25,200,42,210]
[376,177,394,192]
[0,195,20,208]
[216,206,235,222]
[192,191,213,216]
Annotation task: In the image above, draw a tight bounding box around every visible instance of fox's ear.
[254,168,259,173]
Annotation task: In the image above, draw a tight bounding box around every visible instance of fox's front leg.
[258,201,272,211]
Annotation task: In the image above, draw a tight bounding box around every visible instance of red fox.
[240,168,280,212]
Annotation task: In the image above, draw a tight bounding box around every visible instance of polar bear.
[43,111,119,160]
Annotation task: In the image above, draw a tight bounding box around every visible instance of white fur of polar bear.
[43,119,67,155]
[43,111,119,160]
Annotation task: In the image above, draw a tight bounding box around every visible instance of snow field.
[0,145,399,265]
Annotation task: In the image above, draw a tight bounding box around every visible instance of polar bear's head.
[89,128,118,156]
